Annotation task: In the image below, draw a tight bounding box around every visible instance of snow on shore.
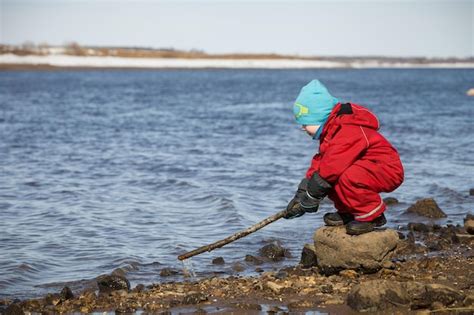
[1,54,473,69]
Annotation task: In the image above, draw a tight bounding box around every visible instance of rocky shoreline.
[1,198,473,314]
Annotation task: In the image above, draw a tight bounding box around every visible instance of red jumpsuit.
[306,103,404,222]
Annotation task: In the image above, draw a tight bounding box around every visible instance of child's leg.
[330,163,386,222]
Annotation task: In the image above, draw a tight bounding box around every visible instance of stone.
[232,262,245,272]
[313,226,400,274]
[115,306,136,314]
[383,197,399,205]
[463,294,474,306]
[258,242,290,261]
[320,284,334,294]
[43,293,60,306]
[467,88,474,97]
[347,280,464,312]
[339,270,358,279]
[211,257,225,265]
[405,198,447,218]
[274,270,288,280]
[300,243,317,268]
[182,292,207,305]
[408,222,433,233]
[159,268,179,277]
[419,283,464,308]
[3,303,24,315]
[132,284,145,293]
[464,219,474,235]
[96,274,130,293]
[382,260,395,269]
[59,286,74,301]
[244,255,263,265]
[265,281,283,294]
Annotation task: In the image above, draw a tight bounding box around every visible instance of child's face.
[301,125,320,137]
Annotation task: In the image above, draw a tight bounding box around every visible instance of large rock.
[405,198,447,218]
[347,280,464,312]
[313,226,399,274]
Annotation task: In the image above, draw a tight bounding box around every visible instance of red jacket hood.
[321,103,380,139]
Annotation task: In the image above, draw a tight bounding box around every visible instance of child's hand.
[284,178,311,219]
[307,172,332,199]
[300,192,321,213]
[284,198,306,219]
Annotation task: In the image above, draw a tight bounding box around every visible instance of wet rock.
[115,306,136,314]
[439,225,459,243]
[274,270,288,280]
[211,257,225,265]
[347,280,464,312]
[339,269,358,279]
[182,292,207,305]
[96,274,130,293]
[411,283,465,309]
[258,242,290,261]
[265,281,283,293]
[467,88,474,96]
[424,225,461,251]
[321,284,334,294]
[132,284,145,293]
[463,294,474,306]
[3,303,24,315]
[159,268,179,277]
[232,262,245,272]
[405,198,447,218]
[300,243,317,268]
[469,188,474,196]
[59,286,74,301]
[43,293,61,306]
[230,302,262,310]
[464,215,474,235]
[348,280,420,311]
[383,197,399,205]
[314,226,399,275]
[244,255,263,265]
[382,260,395,269]
[267,306,285,313]
[408,222,433,233]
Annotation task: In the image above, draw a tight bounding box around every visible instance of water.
[1,69,473,299]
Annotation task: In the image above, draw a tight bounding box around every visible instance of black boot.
[345,214,387,235]
[323,212,354,226]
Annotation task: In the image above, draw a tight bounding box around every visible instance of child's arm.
[318,125,368,184]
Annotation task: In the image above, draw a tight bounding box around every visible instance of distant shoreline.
[2,54,474,70]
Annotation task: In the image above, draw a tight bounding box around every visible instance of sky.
[1,0,473,58]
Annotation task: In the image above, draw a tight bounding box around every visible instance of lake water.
[1,69,473,299]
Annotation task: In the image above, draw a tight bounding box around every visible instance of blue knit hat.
[293,80,339,137]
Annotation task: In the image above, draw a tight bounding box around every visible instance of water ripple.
[1,69,473,299]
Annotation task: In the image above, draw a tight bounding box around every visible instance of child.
[285,80,404,235]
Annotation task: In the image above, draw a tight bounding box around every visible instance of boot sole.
[324,220,344,226]
[346,226,375,235]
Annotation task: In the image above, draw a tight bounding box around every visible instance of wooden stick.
[178,209,287,260]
